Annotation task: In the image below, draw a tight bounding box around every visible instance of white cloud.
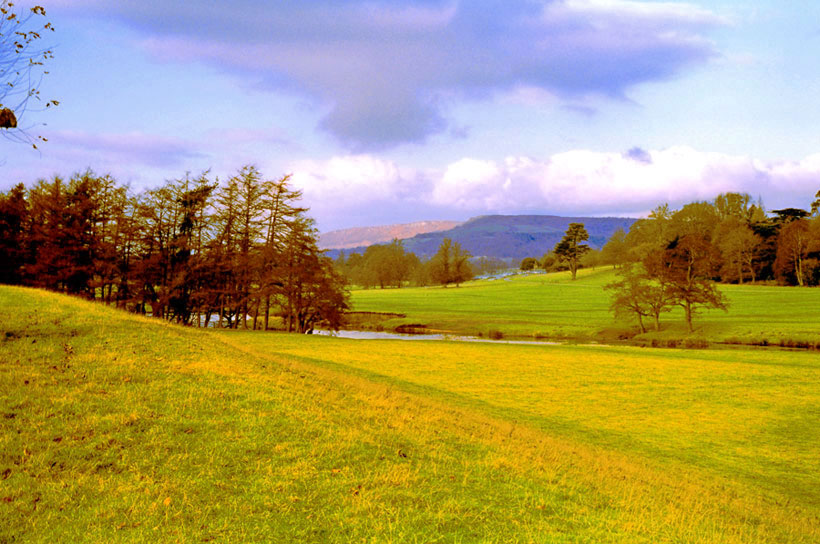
[290,155,409,208]
[554,0,729,26]
[288,147,820,229]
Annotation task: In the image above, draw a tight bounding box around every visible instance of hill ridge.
[327,214,637,260]
[320,220,462,249]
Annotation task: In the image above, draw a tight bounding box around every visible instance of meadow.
[349,268,820,346]
[2,286,819,542]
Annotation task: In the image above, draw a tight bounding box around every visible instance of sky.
[2,0,820,231]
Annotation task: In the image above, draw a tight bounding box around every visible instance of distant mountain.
[327,215,637,261]
[319,220,462,249]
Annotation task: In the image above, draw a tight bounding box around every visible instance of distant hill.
[320,220,462,250]
[328,214,637,261]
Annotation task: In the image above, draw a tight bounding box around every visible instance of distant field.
[2,286,819,542]
[349,268,820,345]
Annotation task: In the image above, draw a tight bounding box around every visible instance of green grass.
[349,268,820,345]
[2,286,819,542]
[242,333,820,505]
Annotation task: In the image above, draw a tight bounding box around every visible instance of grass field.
[2,286,819,542]
[349,268,820,346]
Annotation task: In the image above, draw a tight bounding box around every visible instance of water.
[314,329,562,346]
[475,269,545,281]
[314,329,447,341]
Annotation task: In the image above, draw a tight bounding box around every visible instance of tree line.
[514,192,820,288]
[0,166,348,333]
[599,191,820,332]
[511,192,820,332]
[599,192,820,286]
[334,237,486,288]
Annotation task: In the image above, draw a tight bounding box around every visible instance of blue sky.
[3,0,820,231]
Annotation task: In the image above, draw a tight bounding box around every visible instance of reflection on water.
[314,329,561,346]
[314,330,447,341]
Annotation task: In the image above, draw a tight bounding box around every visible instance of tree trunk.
[253,298,260,330]
[685,301,693,332]
[796,255,804,287]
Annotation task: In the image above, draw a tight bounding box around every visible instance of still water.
[314,329,561,346]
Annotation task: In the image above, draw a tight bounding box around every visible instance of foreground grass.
[2,286,819,542]
[349,268,820,345]
[244,333,820,509]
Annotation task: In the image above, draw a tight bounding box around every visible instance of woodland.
[0,167,348,333]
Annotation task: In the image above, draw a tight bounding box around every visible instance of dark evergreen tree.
[553,223,590,280]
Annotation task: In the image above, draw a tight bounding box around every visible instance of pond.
[314,329,562,346]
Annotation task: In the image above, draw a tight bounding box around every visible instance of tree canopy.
[0,167,349,333]
[553,222,590,280]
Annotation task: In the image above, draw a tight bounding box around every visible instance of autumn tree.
[715,217,760,284]
[600,227,628,269]
[604,264,674,333]
[811,190,820,216]
[0,165,350,333]
[59,173,100,297]
[670,201,719,240]
[83,172,129,303]
[166,180,214,324]
[451,241,473,286]
[0,182,27,284]
[774,219,812,286]
[275,216,348,333]
[553,222,590,280]
[429,237,472,287]
[132,173,213,320]
[24,175,66,290]
[258,173,307,330]
[624,204,671,261]
[233,165,266,328]
[644,234,728,332]
[430,238,452,286]
[354,239,417,289]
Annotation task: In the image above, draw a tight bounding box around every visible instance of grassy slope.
[1,286,818,542]
[234,332,820,512]
[349,268,820,344]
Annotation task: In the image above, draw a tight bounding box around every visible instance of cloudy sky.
[3,0,820,231]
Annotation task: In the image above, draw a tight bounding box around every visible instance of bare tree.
[0,2,58,147]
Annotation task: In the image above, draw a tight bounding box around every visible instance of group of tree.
[335,237,476,288]
[0,166,348,333]
[334,239,421,289]
[600,191,820,332]
[604,236,728,333]
[600,192,820,286]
